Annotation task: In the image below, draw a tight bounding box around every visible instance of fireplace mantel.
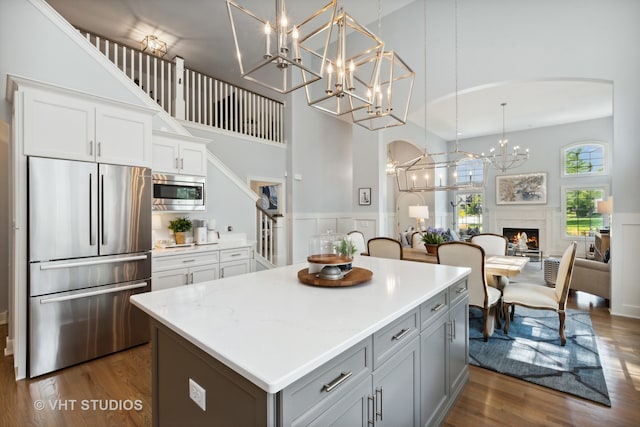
[490,207,553,252]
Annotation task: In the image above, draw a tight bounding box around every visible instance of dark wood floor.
[1,291,638,426]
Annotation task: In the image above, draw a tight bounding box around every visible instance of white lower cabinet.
[152,250,220,291]
[220,247,254,278]
[152,245,254,290]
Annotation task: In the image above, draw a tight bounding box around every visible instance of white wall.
[289,89,355,262]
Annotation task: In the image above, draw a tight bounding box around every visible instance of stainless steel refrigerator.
[28,156,152,378]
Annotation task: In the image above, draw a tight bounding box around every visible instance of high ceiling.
[44,0,612,141]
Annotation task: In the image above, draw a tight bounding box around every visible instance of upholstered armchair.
[502,242,577,346]
[570,258,611,300]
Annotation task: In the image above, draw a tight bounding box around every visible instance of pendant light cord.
[454,0,459,151]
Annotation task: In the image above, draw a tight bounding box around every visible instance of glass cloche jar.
[307,232,357,279]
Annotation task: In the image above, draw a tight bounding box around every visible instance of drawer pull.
[322,371,353,393]
[230,253,242,257]
[456,287,466,294]
[431,303,445,312]
[182,259,196,263]
[392,328,411,341]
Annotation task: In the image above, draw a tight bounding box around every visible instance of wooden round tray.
[297,267,373,287]
[307,254,353,265]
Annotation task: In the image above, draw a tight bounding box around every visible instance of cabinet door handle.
[189,272,194,284]
[89,140,94,156]
[180,158,184,169]
[367,395,376,426]
[322,371,353,393]
[431,303,445,312]
[375,387,383,420]
[392,327,411,341]
[97,141,102,157]
[175,158,180,169]
[456,287,466,294]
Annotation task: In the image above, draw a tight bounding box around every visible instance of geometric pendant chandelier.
[226,0,337,94]
[351,50,415,130]
[302,8,384,116]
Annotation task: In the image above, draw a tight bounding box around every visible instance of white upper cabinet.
[20,84,152,167]
[152,130,208,176]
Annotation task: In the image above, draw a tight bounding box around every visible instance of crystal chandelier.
[302,8,384,116]
[484,102,530,172]
[226,0,337,94]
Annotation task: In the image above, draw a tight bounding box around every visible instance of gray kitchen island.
[131,255,470,426]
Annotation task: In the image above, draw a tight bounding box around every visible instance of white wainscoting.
[611,213,640,318]
[291,212,382,263]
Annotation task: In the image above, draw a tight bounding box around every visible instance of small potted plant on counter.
[335,236,359,271]
[168,216,192,245]
[421,227,447,254]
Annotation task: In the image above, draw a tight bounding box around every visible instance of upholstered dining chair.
[502,242,577,346]
[437,242,502,341]
[470,233,509,256]
[346,230,367,255]
[367,237,403,260]
[470,233,510,290]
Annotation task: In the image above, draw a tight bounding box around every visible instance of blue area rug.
[469,306,611,406]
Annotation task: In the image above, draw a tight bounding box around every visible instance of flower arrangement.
[421,227,449,245]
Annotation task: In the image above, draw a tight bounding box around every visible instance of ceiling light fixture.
[396,0,485,193]
[226,0,337,94]
[351,0,414,130]
[484,102,530,172]
[141,35,168,57]
[302,7,384,116]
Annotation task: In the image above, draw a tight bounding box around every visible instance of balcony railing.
[80,30,284,144]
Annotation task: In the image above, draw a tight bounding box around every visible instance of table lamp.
[597,196,613,231]
[409,205,429,231]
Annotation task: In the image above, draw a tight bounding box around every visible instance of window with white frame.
[562,186,607,237]
[454,192,483,234]
[562,142,607,177]
[455,158,484,184]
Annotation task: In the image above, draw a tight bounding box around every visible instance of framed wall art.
[496,172,547,205]
[359,188,371,206]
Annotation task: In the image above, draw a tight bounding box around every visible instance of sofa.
[570,257,611,300]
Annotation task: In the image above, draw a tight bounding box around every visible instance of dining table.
[401,247,529,283]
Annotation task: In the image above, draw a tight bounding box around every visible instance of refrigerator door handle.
[100,173,107,246]
[89,172,96,246]
[39,282,148,304]
[39,254,149,270]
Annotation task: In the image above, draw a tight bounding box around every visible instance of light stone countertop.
[152,241,254,257]
[131,255,470,393]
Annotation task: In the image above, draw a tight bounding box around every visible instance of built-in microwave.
[152,173,205,211]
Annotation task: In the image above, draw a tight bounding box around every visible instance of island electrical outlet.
[189,378,206,411]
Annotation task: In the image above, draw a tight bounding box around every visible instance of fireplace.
[503,227,539,250]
